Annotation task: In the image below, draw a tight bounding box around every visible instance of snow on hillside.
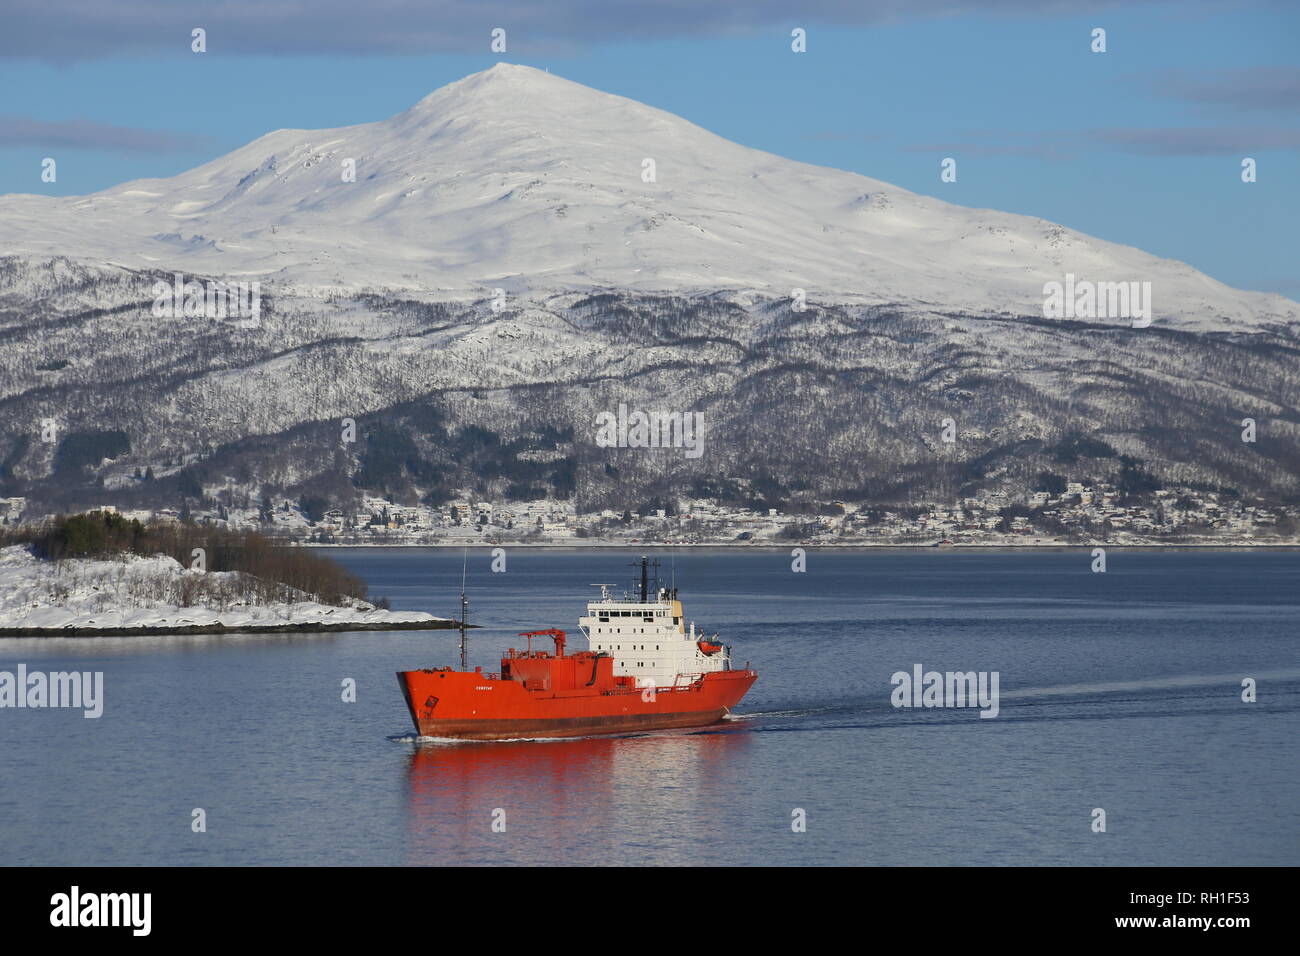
[0,63,1293,332]
[0,545,441,631]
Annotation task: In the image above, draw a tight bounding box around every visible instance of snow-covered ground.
[0,545,442,632]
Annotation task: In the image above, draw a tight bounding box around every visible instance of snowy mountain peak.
[0,65,1294,331]
[397,62,706,150]
[413,62,587,104]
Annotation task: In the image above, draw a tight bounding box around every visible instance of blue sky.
[1,0,1297,294]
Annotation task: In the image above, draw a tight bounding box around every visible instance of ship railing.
[602,678,704,696]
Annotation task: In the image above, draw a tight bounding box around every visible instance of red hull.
[397,666,757,741]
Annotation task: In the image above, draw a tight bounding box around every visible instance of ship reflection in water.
[403,725,754,865]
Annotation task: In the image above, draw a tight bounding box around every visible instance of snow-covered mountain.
[1,63,1294,331]
[3,65,1299,515]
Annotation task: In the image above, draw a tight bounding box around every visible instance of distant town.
[3,481,1296,547]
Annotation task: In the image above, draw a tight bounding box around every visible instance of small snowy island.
[0,513,453,636]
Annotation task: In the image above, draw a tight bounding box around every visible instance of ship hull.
[397,668,756,741]
[406,708,733,740]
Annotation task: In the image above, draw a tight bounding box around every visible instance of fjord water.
[1,548,1296,867]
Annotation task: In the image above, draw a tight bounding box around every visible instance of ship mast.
[458,549,469,671]
[630,554,661,602]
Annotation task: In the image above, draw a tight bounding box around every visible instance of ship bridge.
[577,558,730,687]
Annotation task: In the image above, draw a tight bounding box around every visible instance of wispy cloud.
[0,116,214,153]
[1242,277,1300,295]
[0,0,1231,61]
[1091,126,1300,155]
[902,136,1079,161]
[804,131,895,145]
[901,125,1300,158]
[1134,67,1300,112]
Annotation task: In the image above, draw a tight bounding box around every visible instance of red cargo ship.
[397,557,757,740]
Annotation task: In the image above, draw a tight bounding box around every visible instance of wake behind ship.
[397,557,757,740]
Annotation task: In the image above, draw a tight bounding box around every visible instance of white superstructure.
[578,583,731,688]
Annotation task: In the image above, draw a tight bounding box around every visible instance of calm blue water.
[1,548,1297,866]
